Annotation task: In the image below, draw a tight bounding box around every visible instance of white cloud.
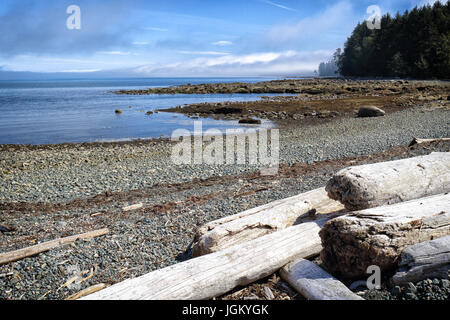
[416,0,445,5]
[178,51,230,56]
[144,27,169,32]
[212,40,233,46]
[60,69,102,73]
[261,0,298,12]
[96,51,131,55]
[264,1,354,46]
[134,49,333,76]
[133,41,149,45]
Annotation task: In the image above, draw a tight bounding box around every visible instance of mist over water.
[0,77,283,145]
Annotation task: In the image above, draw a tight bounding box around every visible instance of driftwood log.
[392,235,450,285]
[326,152,450,210]
[320,193,450,279]
[0,228,109,265]
[193,188,345,256]
[280,258,363,300]
[122,203,143,212]
[409,137,450,147]
[82,218,331,300]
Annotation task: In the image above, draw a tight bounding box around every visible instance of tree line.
[321,1,450,79]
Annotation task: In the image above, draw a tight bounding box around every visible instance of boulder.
[356,106,385,117]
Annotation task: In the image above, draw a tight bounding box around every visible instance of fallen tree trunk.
[82,218,331,300]
[392,235,450,285]
[319,193,450,279]
[409,137,450,147]
[193,188,345,256]
[0,228,109,265]
[280,258,363,300]
[326,152,450,210]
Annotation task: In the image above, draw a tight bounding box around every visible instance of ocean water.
[0,77,286,145]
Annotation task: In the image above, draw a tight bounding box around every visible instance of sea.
[0,77,288,145]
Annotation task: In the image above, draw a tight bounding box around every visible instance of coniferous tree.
[337,1,450,79]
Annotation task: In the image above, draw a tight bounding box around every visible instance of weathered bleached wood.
[326,152,450,210]
[392,235,450,285]
[409,137,450,147]
[122,203,143,211]
[193,200,312,256]
[320,193,450,279]
[193,188,345,256]
[280,258,363,300]
[0,228,109,265]
[82,218,330,300]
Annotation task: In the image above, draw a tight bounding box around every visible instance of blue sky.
[0,0,443,77]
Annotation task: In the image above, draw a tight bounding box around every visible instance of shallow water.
[0,77,286,145]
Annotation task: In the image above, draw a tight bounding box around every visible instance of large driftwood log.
[193,188,345,256]
[392,235,450,285]
[326,152,450,210]
[0,228,109,265]
[320,193,450,279]
[82,218,331,300]
[280,258,363,300]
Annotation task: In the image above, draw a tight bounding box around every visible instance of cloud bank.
[133,50,332,76]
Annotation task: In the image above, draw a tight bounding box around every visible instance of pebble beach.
[1,79,449,300]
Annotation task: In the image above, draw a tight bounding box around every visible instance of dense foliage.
[336,1,450,78]
[318,60,339,77]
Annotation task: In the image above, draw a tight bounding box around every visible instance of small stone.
[0,224,11,233]
[391,286,402,296]
[405,292,417,300]
[115,109,123,114]
[404,282,417,294]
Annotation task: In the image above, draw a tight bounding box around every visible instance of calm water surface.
[0,77,288,145]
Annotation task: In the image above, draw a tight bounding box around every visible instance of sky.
[0,0,445,77]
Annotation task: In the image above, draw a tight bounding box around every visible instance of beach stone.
[391,286,402,296]
[357,106,385,117]
[238,118,261,125]
[0,225,11,233]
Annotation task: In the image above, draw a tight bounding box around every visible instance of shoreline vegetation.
[336,2,450,79]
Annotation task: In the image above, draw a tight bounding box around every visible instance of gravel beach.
[0,84,449,300]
